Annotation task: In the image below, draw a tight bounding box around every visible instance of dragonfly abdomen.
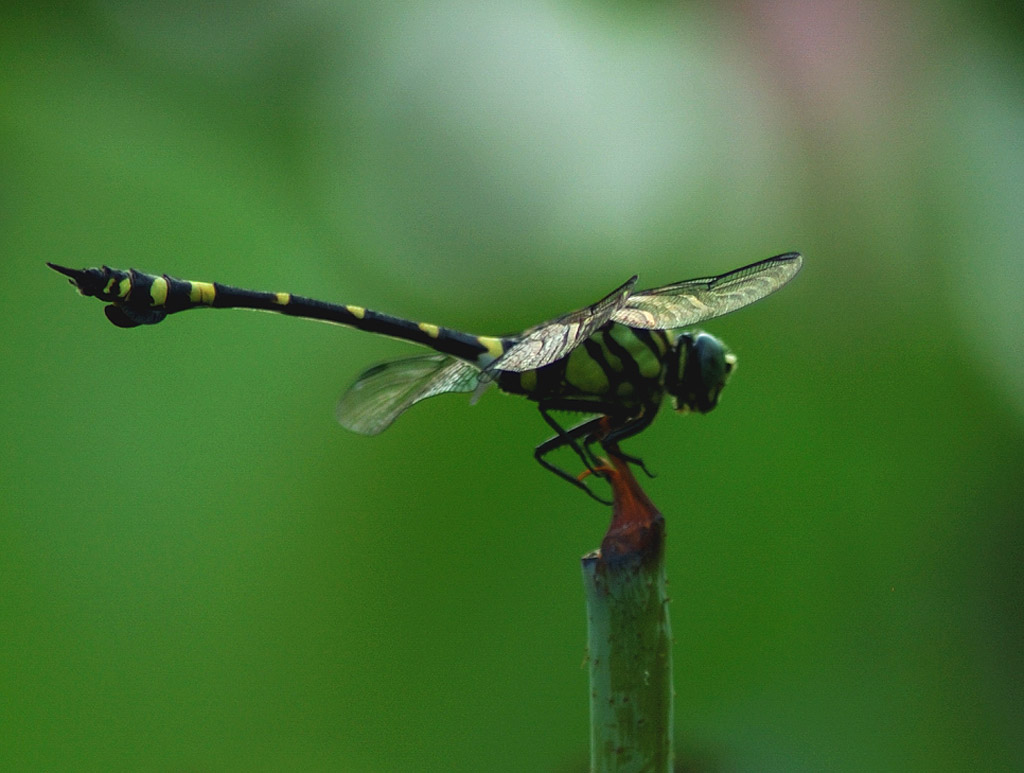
[48,263,510,365]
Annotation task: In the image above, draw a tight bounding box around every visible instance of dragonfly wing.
[488,275,639,373]
[612,252,802,330]
[337,354,481,435]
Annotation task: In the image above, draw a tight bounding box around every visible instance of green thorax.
[496,322,673,408]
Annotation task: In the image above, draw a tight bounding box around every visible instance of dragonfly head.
[667,332,736,414]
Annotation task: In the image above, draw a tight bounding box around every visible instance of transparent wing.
[487,275,638,374]
[337,354,481,435]
[611,253,803,330]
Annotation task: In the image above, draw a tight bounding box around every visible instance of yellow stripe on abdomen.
[476,336,505,358]
[150,276,168,306]
[189,281,217,305]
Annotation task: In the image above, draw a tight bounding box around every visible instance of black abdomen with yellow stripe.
[49,263,510,366]
[49,253,802,502]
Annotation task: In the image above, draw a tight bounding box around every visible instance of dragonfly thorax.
[494,322,671,410]
[666,332,736,414]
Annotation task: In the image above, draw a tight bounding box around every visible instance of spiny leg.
[586,437,656,480]
[538,405,604,477]
[534,399,662,501]
[595,401,661,479]
[534,412,612,504]
[614,448,656,478]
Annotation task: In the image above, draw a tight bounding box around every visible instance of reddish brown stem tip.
[598,451,665,565]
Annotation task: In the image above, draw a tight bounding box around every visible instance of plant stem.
[582,451,673,773]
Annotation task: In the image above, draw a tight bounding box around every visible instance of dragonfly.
[48,253,802,502]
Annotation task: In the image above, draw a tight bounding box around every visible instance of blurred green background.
[2,2,1022,770]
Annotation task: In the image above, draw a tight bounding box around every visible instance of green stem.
[582,452,673,773]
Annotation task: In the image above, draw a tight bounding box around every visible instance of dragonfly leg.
[592,439,656,479]
[535,409,612,504]
[534,399,661,501]
[596,401,661,479]
[534,440,611,505]
[537,406,603,475]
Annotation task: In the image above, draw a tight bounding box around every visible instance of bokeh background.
[3,2,1022,770]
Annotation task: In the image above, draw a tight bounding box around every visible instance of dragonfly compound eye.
[669,332,734,414]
